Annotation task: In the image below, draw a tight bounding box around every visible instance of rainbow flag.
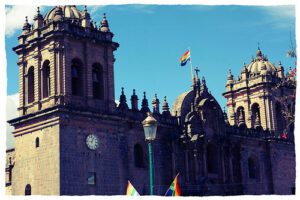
[165,174,181,196]
[180,50,191,66]
[126,181,140,196]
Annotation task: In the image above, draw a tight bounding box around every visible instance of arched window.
[25,184,31,195]
[92,63,103,99]
[248,157,256,179]
[42,60,50,98]
[134,144,144,168]
[71,58,83,96]
[27,67,35,103]
[35,137,40,148]
[251,103,260,128]
[275,102,285,134]
[206,143,218,174]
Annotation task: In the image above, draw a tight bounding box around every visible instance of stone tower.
[9,6,119,195]
[223,48,296,135]
[13,6,118,116]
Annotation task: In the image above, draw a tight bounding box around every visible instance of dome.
[44,5,82,23]
[171,90,194,123]
[247,49,277,76]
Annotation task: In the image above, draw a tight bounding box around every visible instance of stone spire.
[22,16,31,34]
[81,5,91,28]
[33,7,43,29]
[100,13,110,32]
[130,89,139,111]
[162,96,171,117]
[117,87,128,110]
[238,109,245,126]
[254,112,261,128]
[152,94,160,114]
[226,69,234,85]
[241,63,249,80]
[141,92,150,113]
[201,76,208,93]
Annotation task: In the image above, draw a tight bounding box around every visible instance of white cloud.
[6,93,19,149]
[258,5,295,29]
[5,5,40,37]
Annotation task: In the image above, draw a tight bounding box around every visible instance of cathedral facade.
[6,5,296,195]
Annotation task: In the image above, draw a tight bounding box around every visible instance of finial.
[37,7,40,14]
[117,87,128,110]
[103,13,106,19]
[94,21,97,28]
[84,5,87,12]
[279,61,282,65]
[133,89,136,95]
[141,91,150,113]
[25,16,28,23]
[194,67,200,78]
[257,42,260,50]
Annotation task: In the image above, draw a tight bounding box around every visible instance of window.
[248,157,258,179]
[134,144,144,168]
[42,60,50,98]
[207,143,218,174]
[71,58,83,96]
[25,184,31,195]
[87,172,96,185]
[27,67,34,103]
[92,63,103,99]
[35,137,39,148]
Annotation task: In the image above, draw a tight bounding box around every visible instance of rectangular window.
[87,172,96,185]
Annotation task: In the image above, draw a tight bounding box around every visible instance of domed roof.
[44,5,82,23]
[247,48,277,76]
[171,90,194,122]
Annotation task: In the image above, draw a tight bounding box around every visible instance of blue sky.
[5,5,296,111]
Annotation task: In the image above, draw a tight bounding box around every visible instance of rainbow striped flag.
[126,181,140,196]
[165,174,181,196]
[180,50,191,66]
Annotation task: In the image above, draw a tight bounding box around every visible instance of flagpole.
[189,47,194,82]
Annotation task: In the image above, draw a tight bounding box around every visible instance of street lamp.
[142,112,158,195]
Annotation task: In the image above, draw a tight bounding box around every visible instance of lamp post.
[142,112,158,195]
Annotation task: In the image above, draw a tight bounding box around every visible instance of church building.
[6,5,296,196]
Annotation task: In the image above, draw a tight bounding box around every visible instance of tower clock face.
[86,134,99,150]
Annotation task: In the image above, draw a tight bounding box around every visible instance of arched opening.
[42,60,50,98]
[25,184,31,195]
[206,143,218,174]
[251,103,261,128]
[27,67,35,104]
[35,137,40,148]
[71,58,83,96]
[275,102,285,134]
[236,106,246,127]
[248,157,257,179]
[134,144,144,168]
[92,63,103,99]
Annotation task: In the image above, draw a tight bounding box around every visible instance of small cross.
[194,67,200,77]
[257,42,260,49]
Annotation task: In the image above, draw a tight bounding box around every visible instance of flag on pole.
[165,174,181,196]
[126,181,140,196]
[180,50,191,66]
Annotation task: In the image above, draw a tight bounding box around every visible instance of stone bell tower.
[223,47,296,135]
[13,6,119,116]
[9,6,119,195]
